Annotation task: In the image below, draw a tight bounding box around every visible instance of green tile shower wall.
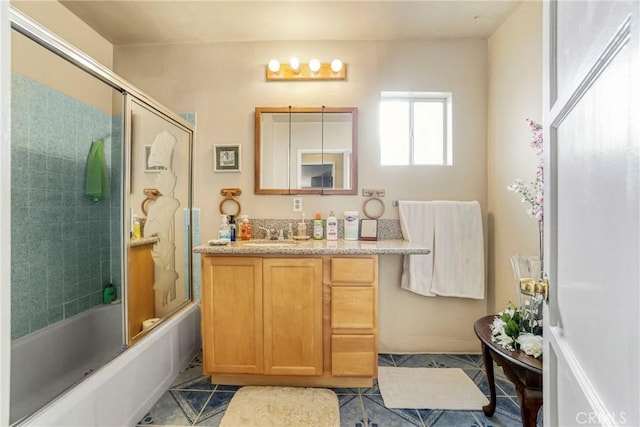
[10,72,122,340]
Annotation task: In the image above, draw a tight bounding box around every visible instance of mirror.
[255,107,358,195]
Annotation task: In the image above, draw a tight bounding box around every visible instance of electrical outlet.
[362,188,385,197]
[293,197,303,212]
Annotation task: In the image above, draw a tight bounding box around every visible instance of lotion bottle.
[326,211,338,240]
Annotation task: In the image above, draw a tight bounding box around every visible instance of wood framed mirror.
[255,106,358,195]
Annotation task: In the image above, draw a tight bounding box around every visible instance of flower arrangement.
[498,119,545,360]
[507,119,543,222]
[490,302,543,359]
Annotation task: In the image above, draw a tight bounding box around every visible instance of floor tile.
[138,391,191,426]
[420,408,481,426]
[173,376,217,392]
[170,389,213,423]
[378,354,395,367]
[142,352,538,427]
[338,393,366,427]
[363,394,423,426]
[194,391,235,424]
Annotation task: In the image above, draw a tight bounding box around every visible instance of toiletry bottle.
[240,215,252,241]
[344,210,360,240]
[229,215,237,242]
[313,213,323,240]
[326,211,338,240]
[297,212,307,238]
[218,215,231,240]
[133,215,141,239]
[287,223,294,240]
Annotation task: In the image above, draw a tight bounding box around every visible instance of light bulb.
[290,57,300,72]
[268,59,280,73]
[309,58,321,73]
[331,59,343,73]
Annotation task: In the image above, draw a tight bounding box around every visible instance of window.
[379,91,452,165]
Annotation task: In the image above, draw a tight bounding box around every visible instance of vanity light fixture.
[290,56,300,72]
[268,59,280,73]
[309,58,321,73]
[266,57,346,81]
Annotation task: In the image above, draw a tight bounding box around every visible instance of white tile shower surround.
[138,352,542,427]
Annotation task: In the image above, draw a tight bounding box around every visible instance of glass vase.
[510,254,543,336]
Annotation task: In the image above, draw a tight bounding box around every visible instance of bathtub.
[11,303,124,423]
[11,302,200,426]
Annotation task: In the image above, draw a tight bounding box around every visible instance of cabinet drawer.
[332,335,375,377]
[331,287,375,329]
[331,257,375,283]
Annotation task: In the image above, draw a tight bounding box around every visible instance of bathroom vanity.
[194,239,429,387]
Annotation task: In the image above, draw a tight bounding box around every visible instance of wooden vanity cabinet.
[202,256,323,376]
[201,254,378,387]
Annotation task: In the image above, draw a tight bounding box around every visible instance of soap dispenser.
[240,215,252,241]
[297,212,307,238]
[218,215,231,240]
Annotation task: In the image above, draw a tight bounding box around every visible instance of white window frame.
[380,91,453,166]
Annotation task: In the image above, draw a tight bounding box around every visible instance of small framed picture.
[144,145,165,173]
[214,145,241,173]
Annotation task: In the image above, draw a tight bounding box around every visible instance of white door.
[543,1,639,426]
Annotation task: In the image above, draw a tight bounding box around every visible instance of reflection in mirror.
[255,107,357,195]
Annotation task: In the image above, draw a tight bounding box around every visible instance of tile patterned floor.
[138,352,538,427]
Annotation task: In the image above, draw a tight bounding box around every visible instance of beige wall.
[115,38,489,352]
[487,1,543,314]
[11,1,114,113]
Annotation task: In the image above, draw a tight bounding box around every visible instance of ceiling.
[60,0,523,46]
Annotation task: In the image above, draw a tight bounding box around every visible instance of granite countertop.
[193,239,430,255]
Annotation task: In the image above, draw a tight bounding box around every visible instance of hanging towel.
[398,201,437,297]
[399,200,485,299]
[85,139,110,201]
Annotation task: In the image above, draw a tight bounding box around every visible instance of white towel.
[398,201,436,296]
[399,201,485,299]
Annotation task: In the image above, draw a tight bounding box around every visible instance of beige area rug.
[378,367,489,410]
[220,386,340,427]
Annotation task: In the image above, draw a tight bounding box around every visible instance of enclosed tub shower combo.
[8,8,200,426]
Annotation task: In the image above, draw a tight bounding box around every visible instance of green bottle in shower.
[103,284,116,304]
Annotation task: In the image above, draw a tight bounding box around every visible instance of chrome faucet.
[260,226,275,240]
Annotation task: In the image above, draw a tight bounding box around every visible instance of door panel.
[203,257,263,374]
[263,258,323,376]
[544,1,639,425]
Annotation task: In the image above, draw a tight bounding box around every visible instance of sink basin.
[242,242,296,247]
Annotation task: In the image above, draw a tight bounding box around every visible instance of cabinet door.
[127,244,155,342]
[202,257,263,374]
[263,258,323,376]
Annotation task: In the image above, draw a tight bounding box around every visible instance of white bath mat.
[377,367,489,410]
[220,386,340,426]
